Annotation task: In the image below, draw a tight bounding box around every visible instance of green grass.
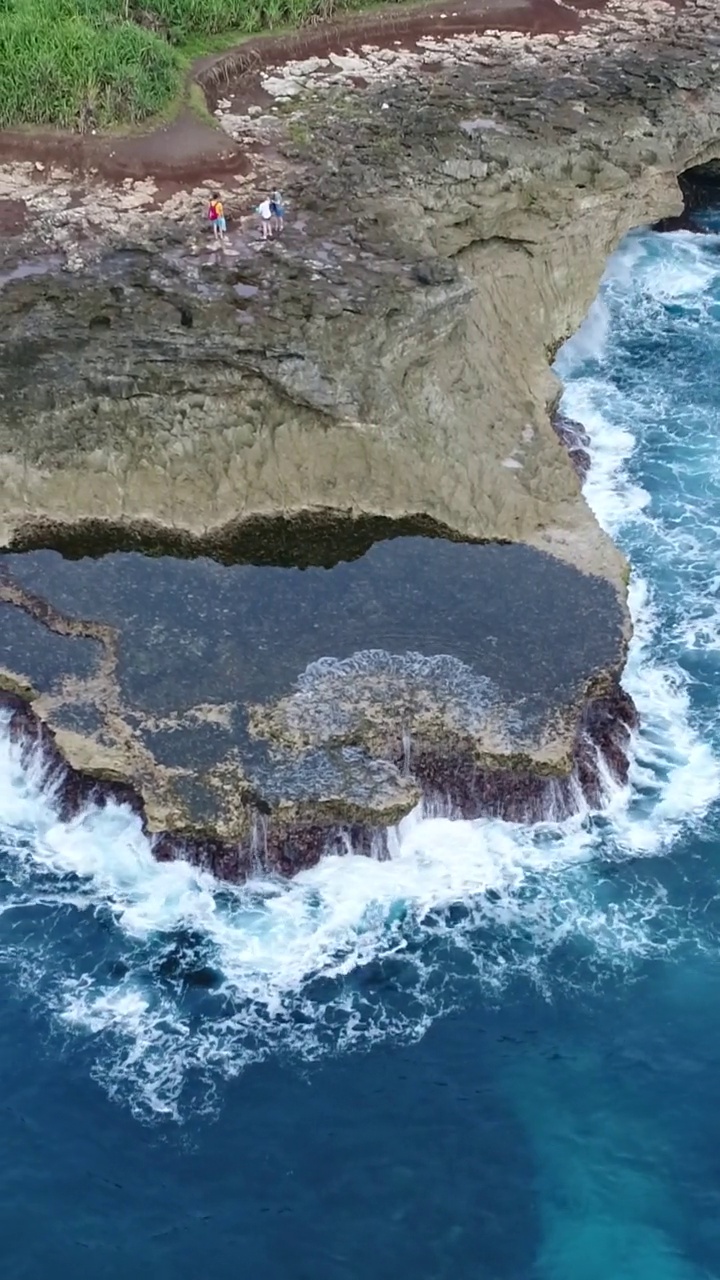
[0,0,383,130]
[0,8,178,128]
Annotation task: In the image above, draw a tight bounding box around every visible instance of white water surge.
[1,226,719,1119]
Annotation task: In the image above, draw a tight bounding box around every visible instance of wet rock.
[1,692,143,822]
[551,412,592,481]
[0,672,638,885]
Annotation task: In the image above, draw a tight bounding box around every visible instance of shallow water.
[2,219,720,1278]
[1,532,621,745]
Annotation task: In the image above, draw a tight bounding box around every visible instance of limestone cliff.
[0,0,718,877]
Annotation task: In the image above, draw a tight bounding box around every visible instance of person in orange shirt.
[207,192,227,241]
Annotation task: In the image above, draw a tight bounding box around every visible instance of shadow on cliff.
[7,509,491,569]
[653,160,720,234]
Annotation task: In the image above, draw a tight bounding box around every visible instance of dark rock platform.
[0,522,631,880]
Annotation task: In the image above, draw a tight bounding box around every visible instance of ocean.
[1,216,720,1279]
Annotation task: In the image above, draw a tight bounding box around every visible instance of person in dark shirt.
[270,192,285,236]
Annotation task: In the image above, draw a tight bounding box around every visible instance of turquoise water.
[2,219,720,1278]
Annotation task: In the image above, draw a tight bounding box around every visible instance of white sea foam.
[1,223,719,1118]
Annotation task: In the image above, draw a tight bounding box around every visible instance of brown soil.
[0,199,28,235]
[0,108,246,185]
[0,0,609,186]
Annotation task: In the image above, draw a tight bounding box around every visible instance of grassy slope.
[0,0,383,129]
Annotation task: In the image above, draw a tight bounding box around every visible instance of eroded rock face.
[0,0,718,876]
[1,678,637,884]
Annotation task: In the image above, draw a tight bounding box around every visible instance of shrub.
[0,8,180,127]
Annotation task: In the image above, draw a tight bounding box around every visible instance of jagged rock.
[551,412,592,481]
[412,258,459,285]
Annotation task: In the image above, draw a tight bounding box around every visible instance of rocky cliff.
[0,0,718,878]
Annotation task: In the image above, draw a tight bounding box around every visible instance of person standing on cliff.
[257,195,273,241]
[270,191,285,236]
[207,193,227,242]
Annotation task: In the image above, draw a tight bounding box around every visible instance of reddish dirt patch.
[0,109,246,187]
[0,199,28,234]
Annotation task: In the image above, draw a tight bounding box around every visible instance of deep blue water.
[2,220,720,1279]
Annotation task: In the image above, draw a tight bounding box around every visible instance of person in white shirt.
[257,196,273,240]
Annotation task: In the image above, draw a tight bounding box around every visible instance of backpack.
[207,202,218,221]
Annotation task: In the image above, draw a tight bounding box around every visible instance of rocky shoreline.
[1,675,638,881]
[0,0,719,880]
